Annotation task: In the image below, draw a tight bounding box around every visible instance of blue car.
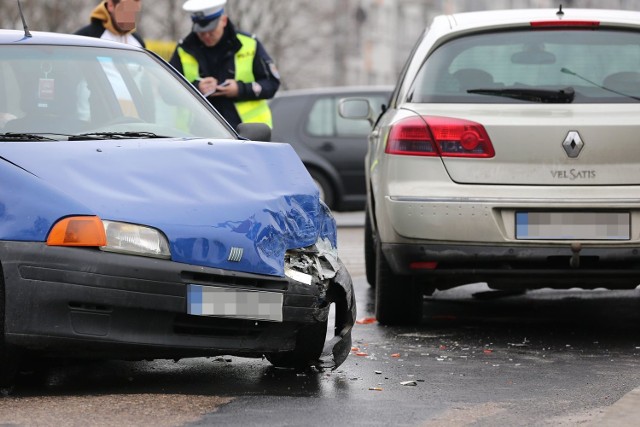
[0,29,355,388]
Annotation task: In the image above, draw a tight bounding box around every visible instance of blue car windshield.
[0,45,235,138]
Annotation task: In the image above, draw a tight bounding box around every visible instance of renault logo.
[562,131,584,158]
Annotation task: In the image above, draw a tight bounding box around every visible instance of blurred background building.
[332,0,639,89]
[2,0,638,90]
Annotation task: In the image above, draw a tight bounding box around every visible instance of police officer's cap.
[183,0,227,33]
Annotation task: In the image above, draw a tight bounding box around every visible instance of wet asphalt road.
[1,214,639,426]
[192,225,640,426]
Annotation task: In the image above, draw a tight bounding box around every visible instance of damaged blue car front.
[0,29,355,388]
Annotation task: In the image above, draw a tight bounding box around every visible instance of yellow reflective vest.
[177,33,273,127]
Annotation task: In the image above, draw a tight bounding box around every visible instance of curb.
[589,387,640,426]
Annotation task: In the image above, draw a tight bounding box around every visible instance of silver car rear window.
[409,29,640,104]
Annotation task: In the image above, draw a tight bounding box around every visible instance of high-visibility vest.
[177,33,273,127]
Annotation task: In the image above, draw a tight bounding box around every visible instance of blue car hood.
[0,138,336,276]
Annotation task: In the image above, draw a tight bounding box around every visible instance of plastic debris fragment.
[508,338,529,347]
[356,317,377,324]
[285,237,339,284]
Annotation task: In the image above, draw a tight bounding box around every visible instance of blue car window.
[0,45,235,138]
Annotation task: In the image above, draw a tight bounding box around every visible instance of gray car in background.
[270,86,392,211]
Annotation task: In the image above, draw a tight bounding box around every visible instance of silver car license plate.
[515,212,630,240]
[187,285,283,322]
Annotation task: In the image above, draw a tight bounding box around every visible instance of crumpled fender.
[319,260,356,370]
[284,239,356,369]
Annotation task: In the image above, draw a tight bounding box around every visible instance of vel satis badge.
[562,131,584,158]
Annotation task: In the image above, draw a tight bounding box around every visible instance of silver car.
[342,7,640,325]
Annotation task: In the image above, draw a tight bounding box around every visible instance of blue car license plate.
[187,284,283,322]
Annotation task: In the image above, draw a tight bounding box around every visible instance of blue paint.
[0,139,336,276]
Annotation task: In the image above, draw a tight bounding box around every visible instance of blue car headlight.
[100,220,171,259]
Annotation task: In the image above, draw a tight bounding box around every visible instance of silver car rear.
[361,8,640,325]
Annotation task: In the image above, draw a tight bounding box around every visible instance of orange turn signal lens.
[47,216,107,247]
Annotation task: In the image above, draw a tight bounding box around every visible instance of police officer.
[169,0,280,129]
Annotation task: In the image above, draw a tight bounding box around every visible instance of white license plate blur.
[187,285,283,322]
[515,212,630,240]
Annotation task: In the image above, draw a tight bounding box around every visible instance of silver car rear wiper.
[0,132,57,141]
[70,131,167,140]
[467,87,575,103]
[561,67,640,102]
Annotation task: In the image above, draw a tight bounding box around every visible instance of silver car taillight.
[385,116,495,158]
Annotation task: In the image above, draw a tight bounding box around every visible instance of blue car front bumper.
[0,241,355,368]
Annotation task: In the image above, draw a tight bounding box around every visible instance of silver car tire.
[374,238,423,325]
[364,206,376,288]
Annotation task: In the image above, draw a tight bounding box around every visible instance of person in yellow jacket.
[169,0,280,129]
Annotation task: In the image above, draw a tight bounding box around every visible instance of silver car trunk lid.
[408,103,640,186]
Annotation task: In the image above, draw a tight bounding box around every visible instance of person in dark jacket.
[75,0,145,48]
[169,0,280,129]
